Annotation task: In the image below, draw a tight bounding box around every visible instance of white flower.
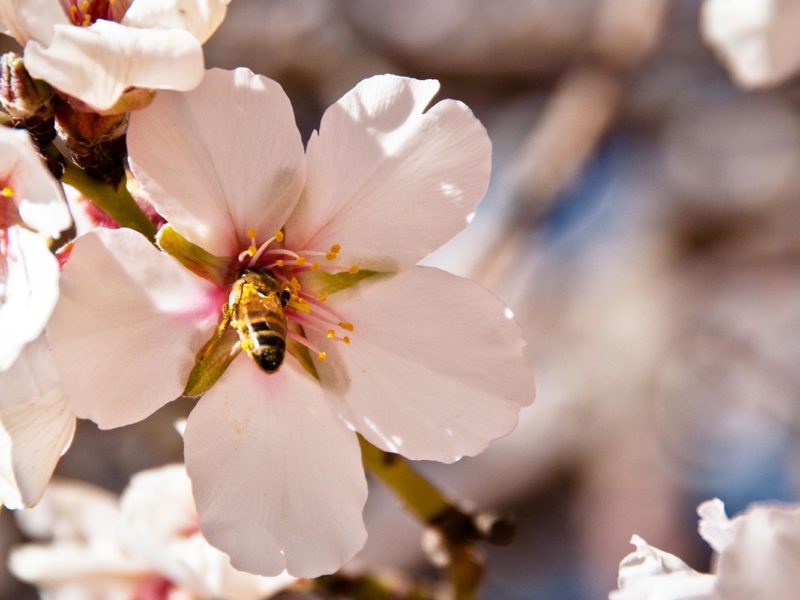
[0,125,69,369]
[48,68,536,577]
[0,0,231,112]
[10,465,295,600]
[701,0,800,88]
[610,498,800,599]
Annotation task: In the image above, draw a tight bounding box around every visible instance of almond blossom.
[48,68,536,577]
[0,0,231,112]
[610,498,800,599]
[0,126,74,509]
[10,464,296,599]
[701,0,800,88]
[0,125,69,369]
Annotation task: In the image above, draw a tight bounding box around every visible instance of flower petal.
[312,267,535,463]
[0,0,68,45]
[701,0,800,88]
[714,502,800,599]
[47,228,219,429]
[128,68,306,257]
[122,0,231,43]
[697,498,737,553]
[24,20,204,112]
[0,336,74,509]
[284,74,491,272]
[0,127,70,237]
[120,464,295,600]
[609,535,716,600]
[0,227,59,370]
[184,356,368,578]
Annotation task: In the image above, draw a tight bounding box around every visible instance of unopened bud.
[0,52,56,148]
[55,102,128,185]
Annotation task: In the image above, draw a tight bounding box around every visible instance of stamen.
[339,322,354,332]
[274,230,284,243]
[311,262,321,271]
[319,292,328,302]
[349,265,359,274]
[287,330,325,357]
[1,186,13,198]
[327,329,335,339]
[317,352,327,361]
[295,256,306,266]
[246,227,257,239]
[80,0,90,11]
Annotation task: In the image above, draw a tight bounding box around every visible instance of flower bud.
[0,53,56,149]
[55,103,128,185]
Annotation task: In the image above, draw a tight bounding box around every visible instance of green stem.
[61,159,157,242]
[358,435,451,523]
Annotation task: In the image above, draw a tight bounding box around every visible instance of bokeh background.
[4,1,800,598]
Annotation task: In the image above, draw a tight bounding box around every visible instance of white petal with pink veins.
[0,336,75,509]
[0,0,69,46]
[312,267,535,463]
[0,128,69,237]
[184,356,368,578]
[285,74,491,272]
[24,20,204,112]
[128,68,306,257]
[122,0,231,43]
[0,228,59,370]
[47,228,219,429]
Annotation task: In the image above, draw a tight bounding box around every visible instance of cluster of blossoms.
[610,498,800,599]
[11,465,296,599]
[0,0,536,587]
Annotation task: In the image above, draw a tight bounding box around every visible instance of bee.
[226,269,292,373]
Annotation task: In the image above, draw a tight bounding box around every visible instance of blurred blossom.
[611,498,800,599]
[0,0,231,111]
[701,0,800,88]
[10,465,295,600]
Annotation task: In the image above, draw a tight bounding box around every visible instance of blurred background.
[5,0,800,598]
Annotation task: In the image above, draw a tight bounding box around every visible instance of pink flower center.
[131,575,174,600]
[235,228,358,364]
[0,185,18,291]
[63,0,125,26]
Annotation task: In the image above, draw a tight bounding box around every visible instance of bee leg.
[217,303,234,334]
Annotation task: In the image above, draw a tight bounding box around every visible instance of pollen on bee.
[241,338,254,351]
[1,186,13,198]
[317,351,327,361]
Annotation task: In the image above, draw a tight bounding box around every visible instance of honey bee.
[225,269,292,373]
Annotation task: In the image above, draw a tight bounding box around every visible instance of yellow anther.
[241,339,254,351]
[330,244,341,253]
[327,329,335,339]
[274,230,284,243]
[276,259,284,267]
[295,256,306,266]
[1,186,13,198]
[348,265,360,274]
[82,14,91,25]
[338,322,354,332]
[69,5,78,16]
[343,336,351,344]
[246,227,257,239]
[325,251,336,261]
[311,262,321,271]
[247,244,257,257]
[319,292,329,302]
[290,277,301,291]
[317,351,327,361]
[80,0,90,11]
